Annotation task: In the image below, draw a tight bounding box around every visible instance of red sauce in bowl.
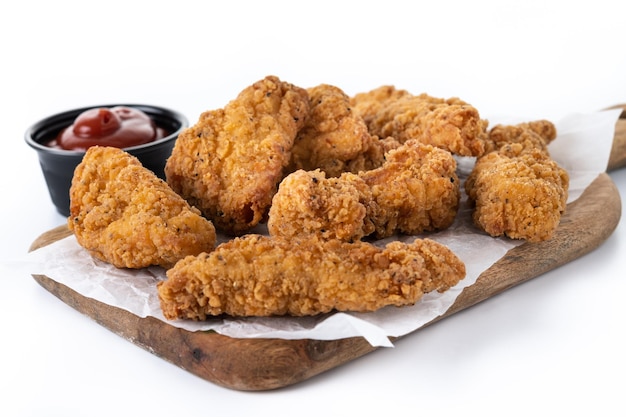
[50,106,166,150]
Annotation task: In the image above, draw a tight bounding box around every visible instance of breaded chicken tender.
[68,146,217,269]
[351,86,488,157]
[165,75,309,235]
[465,121,569,242]
[268,140,460,241]
[288,84,394,177]
[157,234,466,319]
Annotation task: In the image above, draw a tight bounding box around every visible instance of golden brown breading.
[484,120,557,154]
[351,87,488,157]
[164,75,310,235]
[268,169,376,242]
[465,121,569,242]
[361,140,460,238]
[268,140,460,241]
[288,84,392,177]
[157,234,466,319]
[68,146,217,269]
[350,85,411,126]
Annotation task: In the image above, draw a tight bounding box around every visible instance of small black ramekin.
[25,104,188,217]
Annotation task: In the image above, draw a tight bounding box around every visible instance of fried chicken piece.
[465,121,569,242]
[350,85,411,126]
[68,146,217,269]
[268,169,376,242]
[361,140,460,238]
[157,234,466,319]
[484,120,557,154]
[164,75,309,235]
[268,141,460,241]
[288,84,395,177]
[351,86,488,157]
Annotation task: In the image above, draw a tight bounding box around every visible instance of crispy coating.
[268,169,376,242]
[465,121,569,242]
[268,140,460,241]
[288,84,392,177]
[484,120,557,154]
[157,234,466,319]
[164,75,310,235]
[361,140,460,238]
[68,146,217,269]
[350,85,411,126]
[351,86,488,157]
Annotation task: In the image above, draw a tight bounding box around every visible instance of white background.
[2,1,625,416]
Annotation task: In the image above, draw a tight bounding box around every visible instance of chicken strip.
[164,75,310,235]
[288,83,393,177]
[68,146,217,269]
[157,234,466,319]
[465,121,569,242]
[351,86,488,157]
[268,140,460,241]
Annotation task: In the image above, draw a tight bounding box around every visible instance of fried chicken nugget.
[465,122,569,242]
[165,75,310,235]
[268,169,376,242]
[268,141,460,241]
[157,234,466,319]
[288,84,395,177]
[68,146,217,269]
[361,140,460,238]
[484,120,557,154]
[351,86,488,157]
[350,85,411,126]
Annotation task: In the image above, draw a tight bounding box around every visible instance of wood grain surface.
[28,111,626,391]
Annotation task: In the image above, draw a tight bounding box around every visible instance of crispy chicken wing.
[68,146,217,269]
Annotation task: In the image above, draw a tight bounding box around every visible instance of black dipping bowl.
[25,104,188,217]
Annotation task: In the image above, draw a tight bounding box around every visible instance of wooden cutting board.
[29,108,626,391]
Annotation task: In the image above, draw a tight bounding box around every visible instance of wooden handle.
[605,104,626,171]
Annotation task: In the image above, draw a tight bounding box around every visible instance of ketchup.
[51,106,166,151]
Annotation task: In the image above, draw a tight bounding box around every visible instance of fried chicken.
[288,84,394,177]
[268,169,375,242]
[351,86,488,157]
[484,120,557,154]
[164,75,310,235]
[68,146,217,269]
[350,85,411,126]
[268,140,460,241]
[465,121,569,242]
[157,234,466,319]
[361,140,460,238]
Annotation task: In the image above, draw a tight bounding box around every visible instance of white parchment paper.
[16,109,621,347]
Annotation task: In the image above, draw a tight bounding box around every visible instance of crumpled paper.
[17,109,621,347]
